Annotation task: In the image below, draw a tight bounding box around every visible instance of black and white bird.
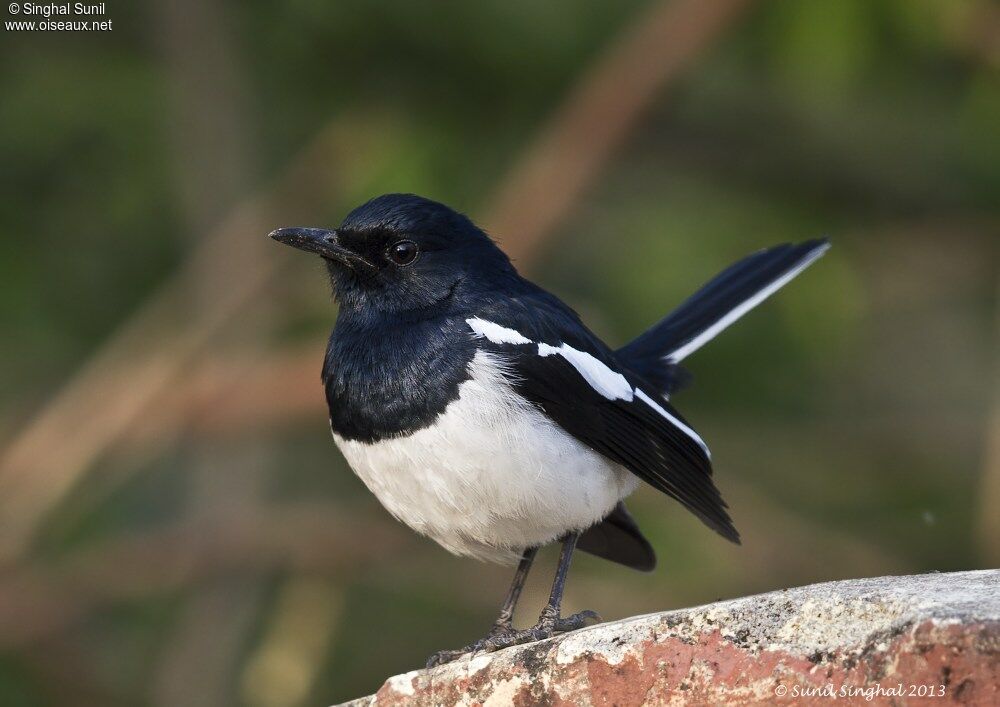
[270,194,828,666]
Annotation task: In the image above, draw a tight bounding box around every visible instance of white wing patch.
[538,342,633,401]
[466,317,532,345]
[465,318,711,454]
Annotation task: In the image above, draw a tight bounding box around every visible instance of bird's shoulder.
[468,287,617,363]
[464,289,636,408]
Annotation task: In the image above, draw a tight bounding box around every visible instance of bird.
[269,193,829,667]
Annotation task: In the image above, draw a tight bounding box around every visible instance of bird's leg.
[426,547,538,668]
[426,534,603,667]
[530,532,601,636]
[489,546,538,636]
[426,536,603,667]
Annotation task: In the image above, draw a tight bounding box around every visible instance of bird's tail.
[618,239,830,394]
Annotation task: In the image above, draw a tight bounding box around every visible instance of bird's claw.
[425,621,516,668]
[426,610,602,668]
[548,609,602,633]
[426,647,470,668]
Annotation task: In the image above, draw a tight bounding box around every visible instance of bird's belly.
[332,351,638,564]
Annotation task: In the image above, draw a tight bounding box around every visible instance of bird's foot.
[426,620,517,668]
[426,610,601,668]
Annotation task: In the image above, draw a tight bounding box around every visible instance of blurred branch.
[123,348,322,445]
[483,0,754,262]
[0,504,408,649]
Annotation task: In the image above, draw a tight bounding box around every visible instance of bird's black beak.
[268,227,374,270]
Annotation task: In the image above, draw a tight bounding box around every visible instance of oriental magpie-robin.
[270,193,828,666]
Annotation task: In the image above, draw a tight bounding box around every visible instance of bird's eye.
[387,240,419,266]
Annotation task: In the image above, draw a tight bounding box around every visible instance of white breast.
[333,350,638,564]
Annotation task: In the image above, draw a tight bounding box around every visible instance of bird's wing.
[465,295,739,543]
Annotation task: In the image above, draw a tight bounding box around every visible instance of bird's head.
[270,194,514,314]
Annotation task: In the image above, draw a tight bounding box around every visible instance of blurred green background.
[1,0,998,704]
